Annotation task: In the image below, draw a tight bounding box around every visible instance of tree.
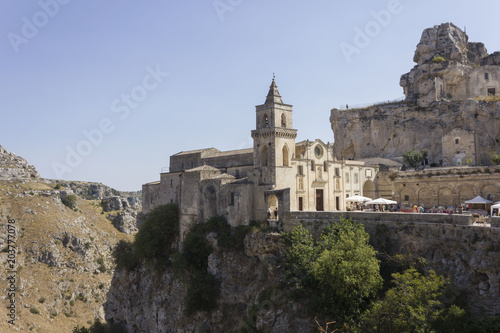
[403,149,427,168]
[281,224,319,293]
[312,219,382,321]
[112,240,139,271]
[282,219,382,323]
[360,268,466,332]
[134,203,179,266]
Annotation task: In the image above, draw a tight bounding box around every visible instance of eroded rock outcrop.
[0,145,39,180]
[400,22,500,107]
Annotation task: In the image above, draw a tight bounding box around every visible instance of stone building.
[400,23,500,107]
[441,129,477,166]
[143,79,376,234]
[376,166,500,209]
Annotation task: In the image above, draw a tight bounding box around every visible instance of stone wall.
[378,166,500,208]
[442,129,477,166]
[283,211,500,316]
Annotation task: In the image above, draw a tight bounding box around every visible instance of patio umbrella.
[345,195,372,202]
[365,198,397,205]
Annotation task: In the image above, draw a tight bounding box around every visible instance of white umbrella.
[366,198,397,205]
[345,195,372,202]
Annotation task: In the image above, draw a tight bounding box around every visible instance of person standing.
[274,207,278,220]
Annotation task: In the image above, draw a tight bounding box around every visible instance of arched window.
[281,113,286,128]
[262,145,268,167]
[264,114,269,128]
[282,145,289,167]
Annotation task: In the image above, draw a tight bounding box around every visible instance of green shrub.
[403,149,427,168]
[134,203,179,267]
[182,231,213,270]
[38,297,45,303]
[185,271,220,315]
[112,240,139,271]
[62,194,77,210]
[73,320,127,333]
[432,56,446,63]
[30,307,40,314]
[54,183,62,189]
[96,257,106,273]
[491,152,500,165]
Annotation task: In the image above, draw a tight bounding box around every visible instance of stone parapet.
[283,211,473,232]
[491,216,500,228]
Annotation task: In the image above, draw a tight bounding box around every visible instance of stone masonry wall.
[283,211,500,316]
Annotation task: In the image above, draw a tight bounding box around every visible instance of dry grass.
[0,179,133,333]
[473,95,500,102]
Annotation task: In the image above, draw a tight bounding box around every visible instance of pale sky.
[1,0,499,191]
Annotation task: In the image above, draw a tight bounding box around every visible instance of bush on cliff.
[112,240,139,271]
[403,149,427,168]
[62,194,77,210]
[282,218,382,324]
[73,320,126,333]
[185,271,220,316]
[360,268,466,332]
[134,203,179,267]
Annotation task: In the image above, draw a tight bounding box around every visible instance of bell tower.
[251,78,297,186]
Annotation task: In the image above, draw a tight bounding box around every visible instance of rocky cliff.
[400,22,500,107]
[105,232,314,333]
[0,145,39,180]
[330,99,500,164]
[331,23,500,164]
[0,144,139,333]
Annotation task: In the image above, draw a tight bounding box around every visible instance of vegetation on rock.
[403,148,427,168]
[282,219,382,324]
[62,194,77,210]
[133,203,179,267]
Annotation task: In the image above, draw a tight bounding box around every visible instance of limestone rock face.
[104,231,313,332]
[0,145,39,180]
[400,23,500,107]
[413,23,472,65]
[107,209,138,234]
[330,100,500,165]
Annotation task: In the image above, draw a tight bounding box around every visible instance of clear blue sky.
[1,0,499,191]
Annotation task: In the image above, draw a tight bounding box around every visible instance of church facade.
[142,79,377,237]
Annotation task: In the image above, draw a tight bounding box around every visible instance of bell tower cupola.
[251,77,297,186]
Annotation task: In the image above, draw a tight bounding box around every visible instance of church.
[142,79,377,238]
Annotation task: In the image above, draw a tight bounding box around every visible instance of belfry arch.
[282,144,289,167]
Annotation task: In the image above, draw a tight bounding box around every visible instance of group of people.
[412,205,425,213]
[267,207,279,220]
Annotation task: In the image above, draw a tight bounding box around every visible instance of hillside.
[0,146,136,333]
